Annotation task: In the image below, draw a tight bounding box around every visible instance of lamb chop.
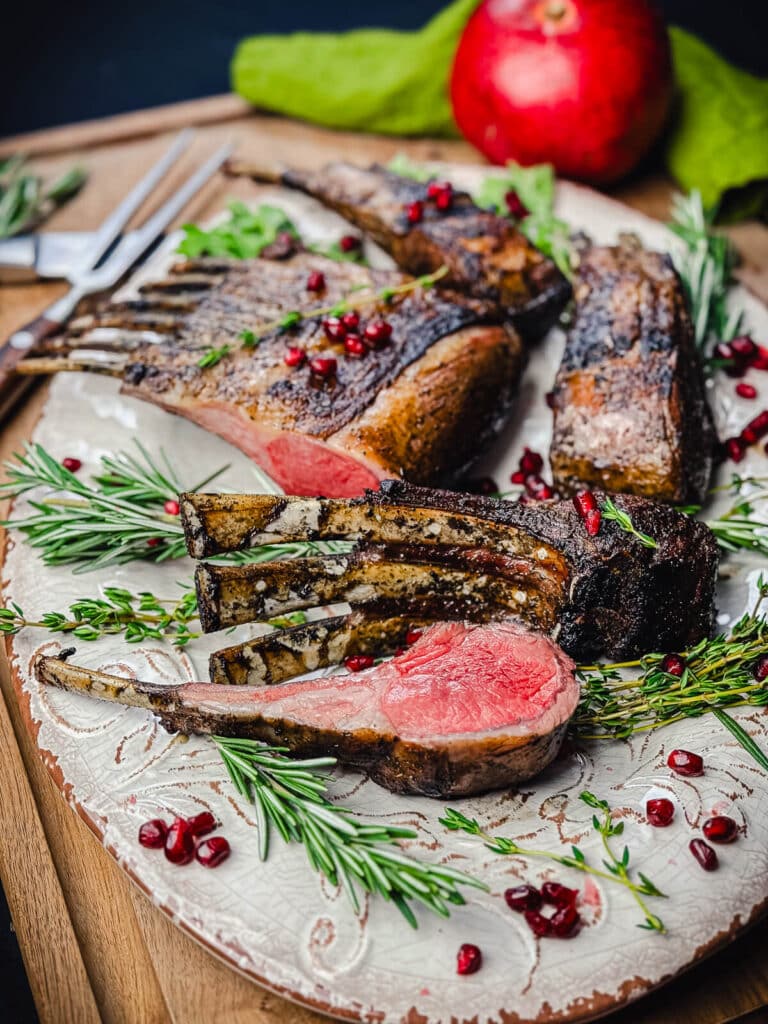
[226,159,571,340]
[549,240,716,503]
[16,253,523,497]
[183,480,719,664]
[35,620,579,797]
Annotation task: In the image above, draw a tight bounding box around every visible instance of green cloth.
[231,5,768,214]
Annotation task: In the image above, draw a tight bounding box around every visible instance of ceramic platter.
[5,166,768,1024]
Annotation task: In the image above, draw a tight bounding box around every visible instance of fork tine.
[86,129,194,269]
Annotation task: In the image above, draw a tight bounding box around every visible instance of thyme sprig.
[441,789,666,933]
[574,581,768,771]
[210,265,449,360]
[683,474,768,558]
[601,497,658,549]
[214,736,486,927]
[0,588,308,648]
[668,190,743,351]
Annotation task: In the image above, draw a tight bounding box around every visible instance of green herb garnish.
[441,790,666,933]
[0,157,87,238]
[215,735,485,927]
[600,497,658,549]
[177,201,298,260]
[197,344,231,369]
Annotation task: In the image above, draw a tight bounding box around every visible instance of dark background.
[2,3,768,1022]
[2,1,768,136]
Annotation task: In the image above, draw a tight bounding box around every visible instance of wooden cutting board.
[1,94,767,1024]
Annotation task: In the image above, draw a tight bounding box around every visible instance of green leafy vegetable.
[475,162,573,275]
[177,201,298,259]
[667,27,768,214]
[232,1,477,138]
[215,735,486,927]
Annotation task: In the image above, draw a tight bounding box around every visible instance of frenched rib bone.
[185,480,719,660]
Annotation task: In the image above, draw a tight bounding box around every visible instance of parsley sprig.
[215,735,486,927]
[441,789,666,933]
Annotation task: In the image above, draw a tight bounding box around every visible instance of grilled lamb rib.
[550,241,716,503]
[17,254,523,497]
[183,480,719,663]
[226,159,571,339]
[35,620,580,797]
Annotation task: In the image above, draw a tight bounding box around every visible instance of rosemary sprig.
[0,441,350,573]
[574,582,768,771]
[668,190,743,351]
[441,789,666,933]
[683,474,768,558]
[601,497,658,549]
[0,156,87,238]
[214,736,486,927]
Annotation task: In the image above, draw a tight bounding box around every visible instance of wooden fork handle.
[0,314,62,423]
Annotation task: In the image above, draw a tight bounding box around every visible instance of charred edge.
[137,274,221,294]
[195,563,223,633]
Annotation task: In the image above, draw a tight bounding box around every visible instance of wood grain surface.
[0,96,767,1024]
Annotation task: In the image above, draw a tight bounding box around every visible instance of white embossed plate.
[5,169,768,1023]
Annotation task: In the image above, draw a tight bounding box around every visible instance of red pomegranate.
[450,0,673,184]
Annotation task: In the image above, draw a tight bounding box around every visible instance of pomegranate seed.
[753,655,768,681]
[344,655,374,672]
[741,409,768,444]
[195,836,231,868]
[456,943,482,975]
[725,436,746,462]
[187,811,217,837]
[163,499,180,516]
[322,317,347,341]
[731,335,758,359]
[504,190,529,219]
[339,234,361,253]
[341,310,360,330]
[309,357,337,379]
[344,334,367,358]
[714,341,734,362]
[572,489,598,517]
[584,508,602,536]
[284,346,306,368]
[138,818,167,849]
[545,390,556,409]
[435,189,453,211]
[363,320,393,348]
[525,473,546,495]
[427,180,451,199]
[306,270,325,292]
[62,457,82,472]
[524,910,553,937]
[689,838,718,871]
[541,882,578,908]
[551,903,581,938]
[519,447,543,475]
[464,476,498,495]
[736,382,757,400]
[702,815,738,843]
[661,653,686,677]
[751,346,768,371]
[405,628,423,646]
[164,818,195,865]
[406,200,424,224]
[646,797,675,827]
[510,470,526,484]
[668,749,704,776]
[505,884,542,912]
[147,538,162,548]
